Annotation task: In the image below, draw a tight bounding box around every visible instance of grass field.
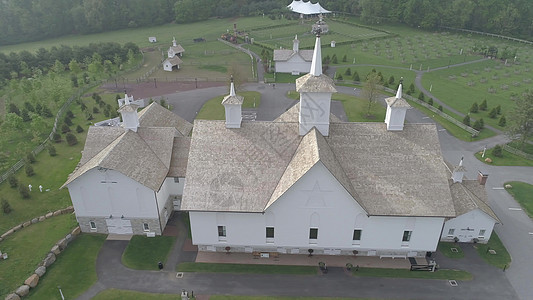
[0,214,77,298]
[26,234,107,300]
[438,242,465,259]
[474,146,533,167]
[474,233,511,269]
[177,262,317,275]
[122,235,176,270]
[196,91,261,120]
[505,181,533,218]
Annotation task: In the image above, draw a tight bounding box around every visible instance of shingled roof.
[182,113,456,217]
[273,49,313,62]
[138,102,192,136]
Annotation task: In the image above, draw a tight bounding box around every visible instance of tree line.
[0,42,139,87]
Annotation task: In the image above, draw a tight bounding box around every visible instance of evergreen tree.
[53,132,62,143]
[463,115,471,126]
[21,109,31,122]
[388,75,395,85]
[332,54,338,64]
[407,83,415,95]
[8,175,18,188]
[418,92,425,101]
[8,103,20,115]
[438,105,443,111]
[352,71,360,82]
[492,144,503,158]
[428,98,433,106]
[48,144,57,156]
[66,110,74,119]
[342,54,347,62]
[470,102,479,113]
[479,99,488,111]
[61,124,71,133]
[489,108,498,118]
[76,125,84,133]
[26,152,36,163]
[64,116,73,126]
[19,184,30,199]
[66,133,78,146]
[496,105,502,115]
[25,164,35,177]
[2,198,12,214]
[336,74,344,80]
[499,115,506,127]
[344,68,351,76]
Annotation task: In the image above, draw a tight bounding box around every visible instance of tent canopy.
[287,0,331,15]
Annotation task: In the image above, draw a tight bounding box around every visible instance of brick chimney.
[477,171,489,185]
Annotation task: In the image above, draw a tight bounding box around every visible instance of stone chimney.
[293,35,299,52]
[295,30,336,136]
[452,157,466,183]
[384,81,410,131]
[117,93,139,132]
[477,171,489,185]
[221,76,243,128]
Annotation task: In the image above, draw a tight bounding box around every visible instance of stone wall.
[3,226,81,300]
[76,216,109,235]
[130,218,162,235]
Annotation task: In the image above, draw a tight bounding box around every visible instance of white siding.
[190,163,444,255]
[275,54,311,74]
[67,168,158,218]
[441,209,496,243]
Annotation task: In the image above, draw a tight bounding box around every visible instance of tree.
[26,152,36,163]
[8,103,20,115]
[48,144,57,156]
[499,115,506,127]
[480,99,488,111]
[438,105,443,111]
[344,68,351,76]
[363,72,381,117]
[53,132,62,143]
[428,98,433,106]
[388,76,395,85]
[507,90,533,150]
[470,102,479,113]
[66,133,78,146]
[463,115,471,126]
[332,54,338,64]
[342,54,347,62]
[352,71,360,82]
[407,83,415,95]
[418,92,425,101]
[76,125,84,133]
[336,74,344,80]
[64,116,73,126]
[61,124,71,133]
[19,184,30,199]
[492,144,503,158]
[21,109,31,122]
[496,105,502,115]
[2,198,12,214]
[25,164,35,177]
[489,108,498,118]
[8,174,18,188]
[473,118,484,130]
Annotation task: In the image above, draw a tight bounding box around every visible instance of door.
[106,219,133,234]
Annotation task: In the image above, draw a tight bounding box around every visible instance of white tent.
[287,0,331,15]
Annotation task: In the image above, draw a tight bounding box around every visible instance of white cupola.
[221,76,244,128]
[452,157,466,183]
[295,29,337,136]
[117,93,140,132]
[172,37,177,47]
[293,35,299,52]
[384,81,410,131]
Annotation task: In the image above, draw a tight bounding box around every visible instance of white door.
[106,219,133,234]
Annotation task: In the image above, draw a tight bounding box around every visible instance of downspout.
[154,190,163,235]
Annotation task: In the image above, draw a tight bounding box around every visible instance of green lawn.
[437,242,465,259]
[505,181,533,218]
[121,235,176,270]
[0,214,77,298]
[474,232,511,269]
[474,146,533,167]
[196,91,261,120]
[177,262,317,275]
[26,234,107,300]
[352,267,472,280]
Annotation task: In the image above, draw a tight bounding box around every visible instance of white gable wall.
[67,168,157,218]
[441,209,496,244]
[275,54,312,75]
[189,163,444,256]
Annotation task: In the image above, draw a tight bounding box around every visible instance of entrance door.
[106,219,133,234]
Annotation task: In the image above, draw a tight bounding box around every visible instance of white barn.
[441,160,500,244]
[163,56,183,72]
[181,34,458,258]
[274,35,313,75]
[62,98,192,235]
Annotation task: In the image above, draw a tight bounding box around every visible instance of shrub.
[8,103,20,115]
[336,74,343,80]
[66,133,78,146]
[25,164,35,177]
[463,115,471,126]
[61,124,71,133]
[64,116,73,126]
[86,112,94,120]
[19,184,30,198]
[80,102,87,111]
[53,132,62,143]
[27,152,36,163]
[344,68,351,76]
[93,106,99,114]
[438,105,443,111]
[8,174,18,188]
[352,71,360,82]
[41,106,53,118]
[479,99,488,111]
[76,125,84,133]
[428,98,433,106]
[470,102,479,113]
[2,198,12,214]
[48,144,57,156]
[21,109,31,122]
[160,99,167,108]
[332,54,338,64]
[492,144,503,157]
[489,108,498,118]
[418,92,425,101]
[388,75,395,85]
[342,54,347,62]
[496,105,501,115]
[499,115,506,127]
